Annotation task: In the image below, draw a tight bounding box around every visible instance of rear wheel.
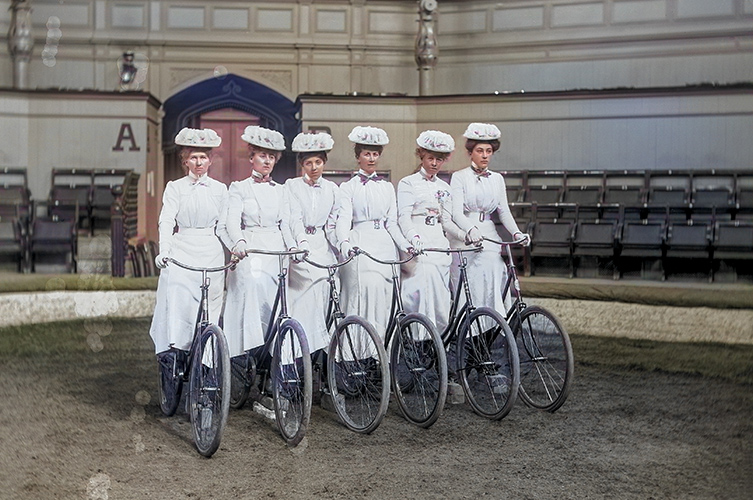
[271,318,312,447]
[510,306,573,412]
[390,313,447,428]
[457,307,519,420]
[328,315,390,434]
[188,325,231,457]
[229,353,254,409]
[158,349,183,417]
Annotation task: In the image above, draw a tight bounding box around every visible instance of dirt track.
[1,317,751,499]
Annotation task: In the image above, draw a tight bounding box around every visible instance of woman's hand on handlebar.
[513,231,531,247]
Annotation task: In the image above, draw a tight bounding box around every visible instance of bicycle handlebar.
[422,246,483,255]
[481,236,529,247]
[357,247,416,266]
[167,258,237,273]
[243,248,308,257]
[303,252,356,270]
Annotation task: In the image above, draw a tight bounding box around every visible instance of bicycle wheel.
[157,349,183,417]
[457,307,519,420]
[188,324,231,457]
[328,315,390,434]
[510,305,574,412]
[271,318,312,447]
[390,313,448,428]
[229,353,254,410]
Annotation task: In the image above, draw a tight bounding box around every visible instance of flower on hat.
[292,132,334,152]
[462,122,501,141]
[416,130,455,153]
[174,127,222,148]
[241,125,286,151]
[348,126,390,146]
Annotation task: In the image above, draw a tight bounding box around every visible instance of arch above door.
[162,74,300,183]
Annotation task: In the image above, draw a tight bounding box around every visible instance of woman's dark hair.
[248,144,283,162]
[354,143,384,159]
[464,139,500,153]
[297,151,328,166]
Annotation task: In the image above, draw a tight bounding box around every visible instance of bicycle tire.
[188,324,231,457]
[327,315,390,434]
[510,305,574,412]
[158,349,183,417]
[390,313,448,428]
[229,353,253,410]
[457,307,519,420]
[271,318,312,447]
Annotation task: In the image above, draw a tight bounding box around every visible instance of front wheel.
[390,313,448,428]
[457,307,519,420]
[188,325,231,457]
[328,315,390,434]
[158,349,184,417]
[271,318,312,447]
[510,306,574,412]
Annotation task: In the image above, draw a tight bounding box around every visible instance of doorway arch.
[162,74,300,183]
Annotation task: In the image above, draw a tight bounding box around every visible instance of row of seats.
[499,170,753,282]
[0,168,132,273]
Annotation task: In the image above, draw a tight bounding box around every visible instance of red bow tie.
[473,168,491,179]
[359,173,380,184]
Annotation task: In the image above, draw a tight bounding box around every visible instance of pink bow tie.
[359,173,380,184]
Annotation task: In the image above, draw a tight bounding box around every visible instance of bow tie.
[473,168,491,179]
[190,177,209,187]
[305,178,322,188]
[358,173,380,184]
[252,172,274,184]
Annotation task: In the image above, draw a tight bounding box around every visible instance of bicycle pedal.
[252,401,276,421]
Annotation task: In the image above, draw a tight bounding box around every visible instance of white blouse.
[450,166,521,236]
[158,173,229,252]
[281,176,340,249]
[397,169,465,242]
[335,171,410,251]
[226,177,287,246]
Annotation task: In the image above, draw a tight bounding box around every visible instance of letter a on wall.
[112,123,141,151]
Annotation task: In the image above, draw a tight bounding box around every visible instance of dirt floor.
[0,317,751,500]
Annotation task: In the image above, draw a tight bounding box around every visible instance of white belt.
[412,214,440,226]
[353,219,384,229]
[243,225,281,234]
[177,227,215,236]
[466,211,491,222]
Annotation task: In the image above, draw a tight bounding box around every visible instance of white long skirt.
[149,230,225,354]
[287,230,336,353]
[340,222,397,342]
[224,226,285,357]
[401,218,452,334]
[450,218,512,316]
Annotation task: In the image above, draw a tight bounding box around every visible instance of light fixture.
[118,51,137,88]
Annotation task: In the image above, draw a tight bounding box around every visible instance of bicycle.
[422,246,520,420]
[357,248,448,428]
[483,236,574,412]
[157,258,234,457]
[228,248,312,446]
[303,253,390,434]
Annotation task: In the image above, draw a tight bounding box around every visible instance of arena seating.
[498,169,752,282]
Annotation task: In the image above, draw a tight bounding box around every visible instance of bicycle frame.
[356,249,414,349]
[167,258,236,378]
[242,248,307,381]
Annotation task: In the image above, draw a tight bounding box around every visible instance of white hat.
[462,122,501,141]
[416,130,455,153]
[174,127,222,148]
[348,126,389,146]
[241,125,286,151]
[292,132,334,153]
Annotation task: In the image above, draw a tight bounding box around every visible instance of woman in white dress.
[336,126,413,339]
[224,125,288,358]
[450,122,531,314]
[150,127,228,362]
[397,130,465,335]
[282,132,339,358]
